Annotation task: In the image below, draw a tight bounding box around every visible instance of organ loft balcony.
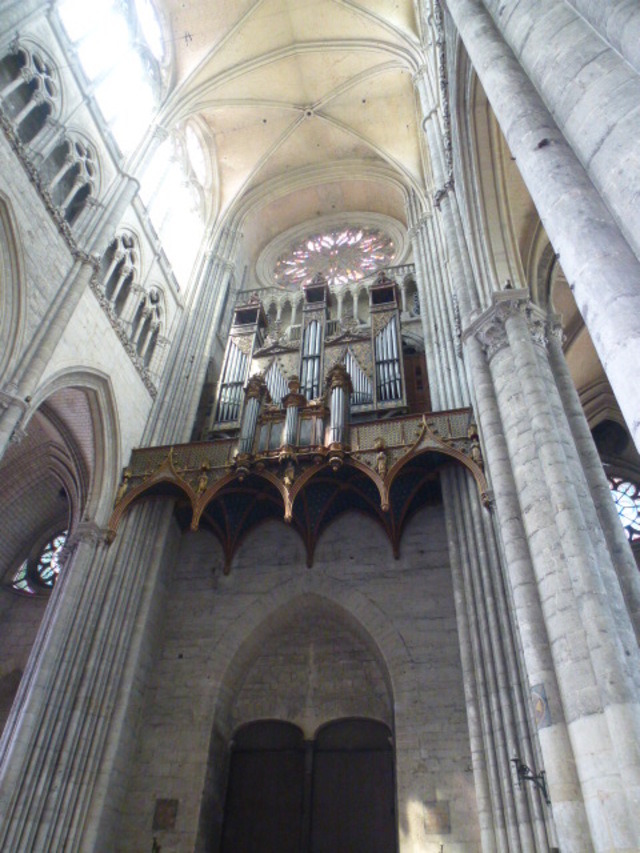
[109,270,489,569]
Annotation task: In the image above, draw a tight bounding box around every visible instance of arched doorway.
[221,718,396,853]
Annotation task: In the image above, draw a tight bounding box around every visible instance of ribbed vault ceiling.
[158,0,425,245]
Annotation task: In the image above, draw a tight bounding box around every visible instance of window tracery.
[11,531,68,596]
[608,476,640,542]
[274,227,396,289]
[57,0,165,153]
[0,46,59,147]
[139,133,205,286]
[131,286,162,367]
[101,233,139,316]
[40,136,97,225]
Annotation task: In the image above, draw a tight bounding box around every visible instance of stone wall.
[117,502,481,853]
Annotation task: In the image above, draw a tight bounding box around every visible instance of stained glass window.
[274,227,395,288]
[11,530,68,595]
[608,476,640,542]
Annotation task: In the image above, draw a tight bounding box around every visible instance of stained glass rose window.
[274,227,395,288]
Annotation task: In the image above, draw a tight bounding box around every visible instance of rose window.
[274,227,395,288]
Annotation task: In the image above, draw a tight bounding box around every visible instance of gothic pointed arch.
[0,193,26,382]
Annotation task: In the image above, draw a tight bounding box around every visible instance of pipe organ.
[208,270,419,453]
[210,301,267,433]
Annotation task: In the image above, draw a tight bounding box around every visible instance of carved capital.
[464,289,551,361]
[67,521,110,549]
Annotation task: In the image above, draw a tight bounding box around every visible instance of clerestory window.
[57,0,165,153]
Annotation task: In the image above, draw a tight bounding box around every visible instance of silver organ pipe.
[389,319,401,399]
[301,320,322,399]
[265,362,287,406]
[375,321,401,403]
[326,365,350,446]
[344,350,372,406]
[216,340,249,423]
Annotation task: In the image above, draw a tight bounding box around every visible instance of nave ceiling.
[154,0,427,256]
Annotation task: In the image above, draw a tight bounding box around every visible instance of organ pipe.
[374,319,402,403]
[238,376,266,453]
[326,364,352,446]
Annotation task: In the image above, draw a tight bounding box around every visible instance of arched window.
[101,233,138,316]
[40,135,97,225]
[57,0,165,153]
[11,530,68,596]
[139,133,205,286]
[608,475,640,542]
[131,286,162,368]
[0,46,59,146]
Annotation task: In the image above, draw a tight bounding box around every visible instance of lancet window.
[101,233,138,316]
[57,0,164,154]
[131,287,162,367]
[40,135,97,225]
[0,46,59,147]
[139,132,206,286]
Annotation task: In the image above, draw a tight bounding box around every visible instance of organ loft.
[0,1,639,852]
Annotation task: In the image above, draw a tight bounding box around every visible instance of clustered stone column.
[0,503,179,851]
[411,58,558,851]
[443,0,640,452]
[0,225,242,847]
[465,290,640,849]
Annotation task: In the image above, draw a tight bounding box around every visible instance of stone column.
[546,324,640,641]
[237,375,266,455]
[444,0,640,452]
[442,466,553,851]
[466,290,640,850]
[479,0,640,260]
[562,0,640,75]
[0,503,179,850]
[144,228,240,446]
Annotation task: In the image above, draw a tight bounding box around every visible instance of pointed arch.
[0,193,26,382]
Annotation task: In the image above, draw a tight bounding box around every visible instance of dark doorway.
[220,718,396,853]
[220,721,305,853]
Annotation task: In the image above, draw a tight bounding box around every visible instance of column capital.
[463,289,548,361]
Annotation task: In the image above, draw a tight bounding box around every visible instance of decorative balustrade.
[109,406,489,558]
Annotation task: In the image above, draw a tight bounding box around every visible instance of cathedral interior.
[0,1,639,851]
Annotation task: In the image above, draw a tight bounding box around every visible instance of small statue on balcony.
[467,422,483,468]
[374,437,388,479]
[197,463,211,495]
[115,468,132,504]
[283,460,296,487]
